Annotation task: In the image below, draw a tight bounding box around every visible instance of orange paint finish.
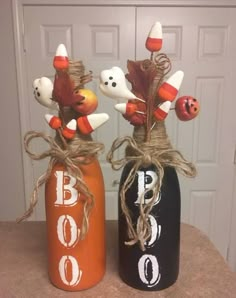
[126,102,138,116]
[158,82,178,102]
[53,56,69,70]
[77,116,93,135]
[153,107,167,121]
[49,116,61,129]
[123,100,146,126]
[145,38,162,52]
[45,160,106,291]
[62,126,76,139]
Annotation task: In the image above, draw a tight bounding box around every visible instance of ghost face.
[175,96,200,121]
[33,77,58,110]
[99,66,136,100]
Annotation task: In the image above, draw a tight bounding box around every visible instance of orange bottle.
[45,158,106,291]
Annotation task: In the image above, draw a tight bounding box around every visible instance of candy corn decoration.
[115,102,143,116]
[62,119,77,139]
[115,101,146,126]
[53,43,69,71]
[157,71,184,102]
[145,22,163,52]
[153,101,171,121]
[45,114,61,129]
[77,113,109,135]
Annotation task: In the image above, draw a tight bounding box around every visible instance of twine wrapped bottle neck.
[126,122,173,164]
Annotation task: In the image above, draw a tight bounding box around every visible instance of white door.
[23,5,135,220]
[136,7,236,258]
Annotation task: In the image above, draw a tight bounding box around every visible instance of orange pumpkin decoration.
[175,96,200,121]
[45,159,106,291]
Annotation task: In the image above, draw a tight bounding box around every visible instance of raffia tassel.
[17,130,104,241]
[107,122,196,250]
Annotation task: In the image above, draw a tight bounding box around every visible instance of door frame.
[12,0,236,270]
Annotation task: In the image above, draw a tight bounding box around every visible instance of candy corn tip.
[176,70,184,77]
[66,119,77,130]
[86,113,110,130]
[44,114,53,123]
[55,44,68,57]
[163,70,184,93]
[173,70,184,84]
[114,103,126,114]
[87,113,109,122]
[159,101,171,112]
[148,21,163,38]
[100,113,110,121]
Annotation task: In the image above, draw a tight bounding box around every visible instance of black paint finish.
[118,163,181,291]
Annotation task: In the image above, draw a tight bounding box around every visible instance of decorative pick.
[115,102,145,116]
[33,77,58,110]
[52,44,85,107]
[157,70,184,102]
[62,119,77,139]
[77,113,109,135]
[72,89,98,115]
[175,96,200,121]
[153,101,171,121]
[53,44,69,71]
[145,22,163,53]
[100,66,144,102]
[44,114,61,129]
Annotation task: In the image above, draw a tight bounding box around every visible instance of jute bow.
[17,131,104,240]
[107,135,196,251]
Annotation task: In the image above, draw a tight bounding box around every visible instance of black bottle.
[118,162,181,291]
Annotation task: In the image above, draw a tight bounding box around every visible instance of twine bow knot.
[107,132,196,251]
[18,130,104,241]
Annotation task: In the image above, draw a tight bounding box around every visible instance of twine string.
[144,53,172,142]
[107,124,196,251]
[17,131,104,240]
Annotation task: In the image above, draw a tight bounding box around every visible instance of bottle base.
[119,269,178,292]
[48,269,106,292]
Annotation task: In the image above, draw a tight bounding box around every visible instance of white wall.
[0,0,25,220]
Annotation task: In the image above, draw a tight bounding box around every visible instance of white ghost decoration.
[33,77,58,110]
[100,66,143,101]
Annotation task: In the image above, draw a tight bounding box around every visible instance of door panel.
[23,6,135,220]
[136,7,236,257]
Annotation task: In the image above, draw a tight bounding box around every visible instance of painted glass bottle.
[118,162,180,290]
[99,20,198,292]
[21,43,109,291]
[45,157,106,291]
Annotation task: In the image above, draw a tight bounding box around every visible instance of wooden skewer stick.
[136,110,146,115]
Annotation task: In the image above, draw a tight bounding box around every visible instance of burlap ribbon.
[17,130,104,240]
[107,135,196,251]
